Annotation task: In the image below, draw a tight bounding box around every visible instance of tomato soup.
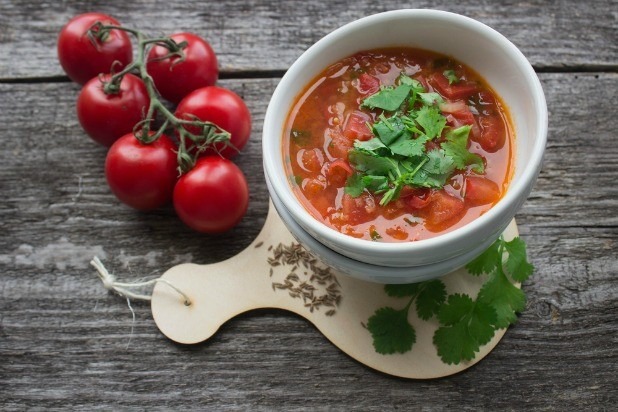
[283,48,513,242]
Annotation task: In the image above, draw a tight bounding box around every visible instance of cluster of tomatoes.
[57,13,251,233]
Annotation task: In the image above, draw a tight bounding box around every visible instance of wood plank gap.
[535,64,618,73]
[0,70,288,84]
[0,66,615,84]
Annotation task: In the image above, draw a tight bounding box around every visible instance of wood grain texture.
[1,0,617,409]
[0,0,617,80]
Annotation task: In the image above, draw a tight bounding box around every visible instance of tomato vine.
[88,22,232,174]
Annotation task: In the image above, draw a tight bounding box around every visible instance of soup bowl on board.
[262,9,547,283]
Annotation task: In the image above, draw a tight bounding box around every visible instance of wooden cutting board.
[151,202,518,379]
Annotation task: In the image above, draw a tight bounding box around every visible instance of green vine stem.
[88,22,231,174]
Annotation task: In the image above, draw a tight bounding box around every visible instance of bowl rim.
[263,9,547,258]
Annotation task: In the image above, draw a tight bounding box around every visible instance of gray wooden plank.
[0,73,616,409]
[0,0,616,80]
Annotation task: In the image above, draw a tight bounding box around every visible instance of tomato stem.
[89,24,233,174]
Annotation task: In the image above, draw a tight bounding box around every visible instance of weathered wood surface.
[0,0,617,80]
[1,1,617,410]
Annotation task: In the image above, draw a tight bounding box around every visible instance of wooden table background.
[1,1,616,410]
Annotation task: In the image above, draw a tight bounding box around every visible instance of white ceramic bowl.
[263,9,547,276]
[266,170,503,283]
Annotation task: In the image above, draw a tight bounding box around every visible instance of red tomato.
[175,86,251,158]
[77,73,150,147]
[475,114,507,152]
[465,176,501,206]
[299,148,324,172]
[443,103,481,139]
[404,188,432,210]
[425,190,465,226]
[105,133,178,211]
[430,72,478,100]
[327,127,353,159]
[146,32,219,104]
[343,110,372,141]
[325,159,353,187]
[357,73,380,95]
[173,156,249,233]
[341,193,377,225]
[57,13,132,85]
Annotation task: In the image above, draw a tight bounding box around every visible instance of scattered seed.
[267,241,342,315]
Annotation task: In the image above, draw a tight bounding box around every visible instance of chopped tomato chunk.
[430,72,479,100]
[358,73,380,95]
[327,127,354,159]
[302,177,326,198]
[386,225,409,240]
[343,110,372,141]
[326,159,353,187]
[341,193,377,225]
[425,190,465,226]
[299,148,324,172]
[465,176,501,206]
[403,188,432,210]
[475,114,506,152]
[444,104,480,139]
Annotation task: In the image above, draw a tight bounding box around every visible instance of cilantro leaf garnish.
[348,148,399,176]
[433,294,497,364]
[477,268,526,328]
[471,236,534,328]
[415,106,446,139]
[443,69,459,84]
[466,240,501,276]
[344,173,365,197]
[366,307,416,354]
[365,236,535,365]
[418,92,444,106]
[373,115,409,146]
[384,280,446,320]
[503,238,534,282]
[441,125,485,173]
[346,73,488,205]
[389,134,429,157]
[362,84,412,111]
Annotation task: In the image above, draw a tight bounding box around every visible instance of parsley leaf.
[433,294,497,364]
[503,238,534,282]
[441,126,485,173]
[367,307,416,354]
[362,84,412,111]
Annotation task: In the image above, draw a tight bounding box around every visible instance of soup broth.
[283,48,514,242]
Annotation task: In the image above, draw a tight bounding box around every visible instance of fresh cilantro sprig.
[366,236,534,364]
[346,73,483,205]
[443,69,459,84]
[366,280,446,354]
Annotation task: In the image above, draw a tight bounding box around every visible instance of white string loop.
[90,256,192,306]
